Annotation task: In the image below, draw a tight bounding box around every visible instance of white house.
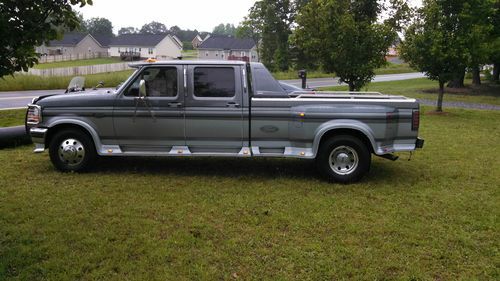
[36,33,108,56]
[108,34,183,60]
[198,36,258,62]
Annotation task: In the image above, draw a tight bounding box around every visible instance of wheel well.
[318,128,374,154]
[45,124,95,148]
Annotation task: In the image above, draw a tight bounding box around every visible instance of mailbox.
[298,69,307,89]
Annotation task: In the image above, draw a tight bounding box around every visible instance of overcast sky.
[77,0,423,34]
[77,0,257,33]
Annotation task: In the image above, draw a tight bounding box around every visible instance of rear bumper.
[416,137,425,149]
[30,127,48,153]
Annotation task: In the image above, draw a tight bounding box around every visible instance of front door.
[113,65,185,151]
[185,65,244,153]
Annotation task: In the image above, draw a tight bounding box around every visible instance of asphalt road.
[0,72,425,110]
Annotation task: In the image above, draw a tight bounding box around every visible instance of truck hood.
[35,90,117,108]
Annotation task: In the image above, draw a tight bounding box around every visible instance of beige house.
[109,34,183,60]
[198,36,258,62]
[192,35,203,49]
[36,33,108,56]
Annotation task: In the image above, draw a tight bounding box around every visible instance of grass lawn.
[182,50,199,60]
[321,78,500,106]
[0,109,25,127]
[0,70,134,92]
[0,106,499,280]
[33,58,123,69]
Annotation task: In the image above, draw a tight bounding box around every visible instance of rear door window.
[193,67,235,98]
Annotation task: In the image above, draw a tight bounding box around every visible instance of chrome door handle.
[226,102,240,108]
[168,102,182,108]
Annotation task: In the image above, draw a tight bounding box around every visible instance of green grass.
[320,78,500,106]
[33,58,123,69]
[1,107,499,280]
[181,50,199,60]
[0,70,134,92]
[273,63,416,80]
[0,109,25,127]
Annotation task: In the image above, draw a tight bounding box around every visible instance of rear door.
[184,65,244,153]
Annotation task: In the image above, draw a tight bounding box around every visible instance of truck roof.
[129,60,253,68]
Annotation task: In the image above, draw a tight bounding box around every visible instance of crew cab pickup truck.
[26,61,424,183]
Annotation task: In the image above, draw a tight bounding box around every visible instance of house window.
[241,51,246,57]
[148,48,154,55]
[215,51,218,57]
[221,53,224,59]
[205,51,209,57]
[118,47,121,53]
[139,48,141,52]
[194,67,235,98]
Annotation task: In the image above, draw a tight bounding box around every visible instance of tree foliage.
[240,0,301,72]
[212,23,237,36]
[400,0,496,111]
[140,21,168,34]
[0,0,92,77]
[293,0,396,91]
[118,26,139,35]
[82,17,113,37]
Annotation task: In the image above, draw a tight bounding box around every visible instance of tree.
[400,0,470,112]
[488,0,500,82]
[241,0,299,71]
[0,0,92,77]
[294,0,395,91]
[83,17,114,37]
[118,27,138,35]
[169,25,181,36]
[212,23,236,36]
[140,21,168,34]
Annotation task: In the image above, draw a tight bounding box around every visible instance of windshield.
[115,69,140,93]
[67,76,85,90]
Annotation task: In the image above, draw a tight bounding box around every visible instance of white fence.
[38,52,109,63]
[25,62,132,77]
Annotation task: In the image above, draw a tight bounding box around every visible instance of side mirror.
[139,79,147,97]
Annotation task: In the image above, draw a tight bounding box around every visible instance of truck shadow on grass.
[90,156,404,184]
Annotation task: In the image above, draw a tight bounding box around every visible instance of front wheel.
[316,135,371,183]
[49,129,96,172]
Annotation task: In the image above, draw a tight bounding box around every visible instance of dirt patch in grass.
[421,82,500,97]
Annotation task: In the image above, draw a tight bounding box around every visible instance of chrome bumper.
[30,127,48,153]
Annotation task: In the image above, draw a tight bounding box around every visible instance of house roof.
[198,36,256,50]
[109,34,170,47]
[48,32,87,47]
[93,35,113,48]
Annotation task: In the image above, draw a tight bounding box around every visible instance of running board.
[377,153,399,161]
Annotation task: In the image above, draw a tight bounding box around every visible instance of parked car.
[26,61,424,183]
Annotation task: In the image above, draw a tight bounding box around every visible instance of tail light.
[27,105,42,125]
[412,109,420,131]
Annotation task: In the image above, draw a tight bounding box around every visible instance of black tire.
[49,129,96,172]
[316,135,371,183]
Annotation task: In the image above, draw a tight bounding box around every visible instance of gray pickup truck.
[26,61,424,182]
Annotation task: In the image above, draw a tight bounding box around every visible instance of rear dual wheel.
[316,135,371,183]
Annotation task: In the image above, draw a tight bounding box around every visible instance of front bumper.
[416,137,425,149]
[30,127,48,153]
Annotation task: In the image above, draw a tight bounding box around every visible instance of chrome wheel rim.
[329,145,358,175]
[58,138,85,166]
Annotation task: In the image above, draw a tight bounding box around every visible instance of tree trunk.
[472,66,481,86]
[447,70,465,88]
[493,63,499,82]
[437,81,445,112]
[348,81,355,91]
